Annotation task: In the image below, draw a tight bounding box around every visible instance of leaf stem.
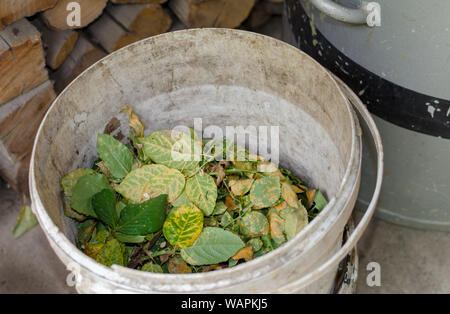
[150,249,177,258]
[209,168,264,176]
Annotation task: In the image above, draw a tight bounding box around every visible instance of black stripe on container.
[285,0,450,139]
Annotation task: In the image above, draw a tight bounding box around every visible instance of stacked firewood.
[0,0,283,194]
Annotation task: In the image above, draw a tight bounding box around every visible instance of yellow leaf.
[163,204,204,248]
[12,205,38,239]
[121,106,145,137]
[229,178,254,196]
[281,182,298,208]
[232,246,254,261]
[168,256,192,274]
[306,189,317,208]
[116,164,185,203]
[225,195,239,210]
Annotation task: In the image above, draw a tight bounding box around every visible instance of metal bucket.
[29,29,383,293]
[284,0,450,230]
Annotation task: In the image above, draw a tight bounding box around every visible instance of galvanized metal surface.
[300,0,450,100]
[285,1,450,230]
[357,115,450,231]
[29,29,381,293]
[309,0,373,25]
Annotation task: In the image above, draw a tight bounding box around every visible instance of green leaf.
[92,189,119,228]
[115,201,127,217]
[95,238,125,267]
[313,190,328,212]
[97,134,134,180]
[116,194,168,235]
[180,227,245,266]
[88,222,109,244]
[228,258,238,267]
[268,208,286,248]
[204,216,219,227]
[220,211,233,228]
[63,197,86,221]
[181,167,200,177]
[116,164,185,204]
[185,173,217,216]
[71,174,112,217]
[141,262,163,273]
[61,168,96,198]
[284,204,309,241]
[76,219,97,248]
[163,204,204,248]
[113,232,146,244]
[93,229,109,244]
[84,242,103,260]
[139,130,201,170]
[61,168,97,221]
[12,205,38,238]
[171,191,192,207]
[254,247,272,258]
[213,201,227,215]
[261,235,274,251]
[239,211,269,238]
[123,246,134,265]
[247,237,263,252]
[249,176,281,209]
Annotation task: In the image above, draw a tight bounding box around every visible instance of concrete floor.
[0,182,448,294]
[0,185,75,293]
[355,211,449,293]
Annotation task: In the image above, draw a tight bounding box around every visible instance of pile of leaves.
[61,107,327,274]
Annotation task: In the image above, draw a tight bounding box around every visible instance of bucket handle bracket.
[309,0,381,27]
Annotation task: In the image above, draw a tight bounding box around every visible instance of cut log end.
[0,19,48,105]
[0,0,58,30]
[0,81,56,194]
[50,30,80,70]
[89,3,172,53]
[169,0,255,29]
[111,0,168,3]
[52,36,106,93]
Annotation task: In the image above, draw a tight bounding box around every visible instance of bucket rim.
[29,28,361,292]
